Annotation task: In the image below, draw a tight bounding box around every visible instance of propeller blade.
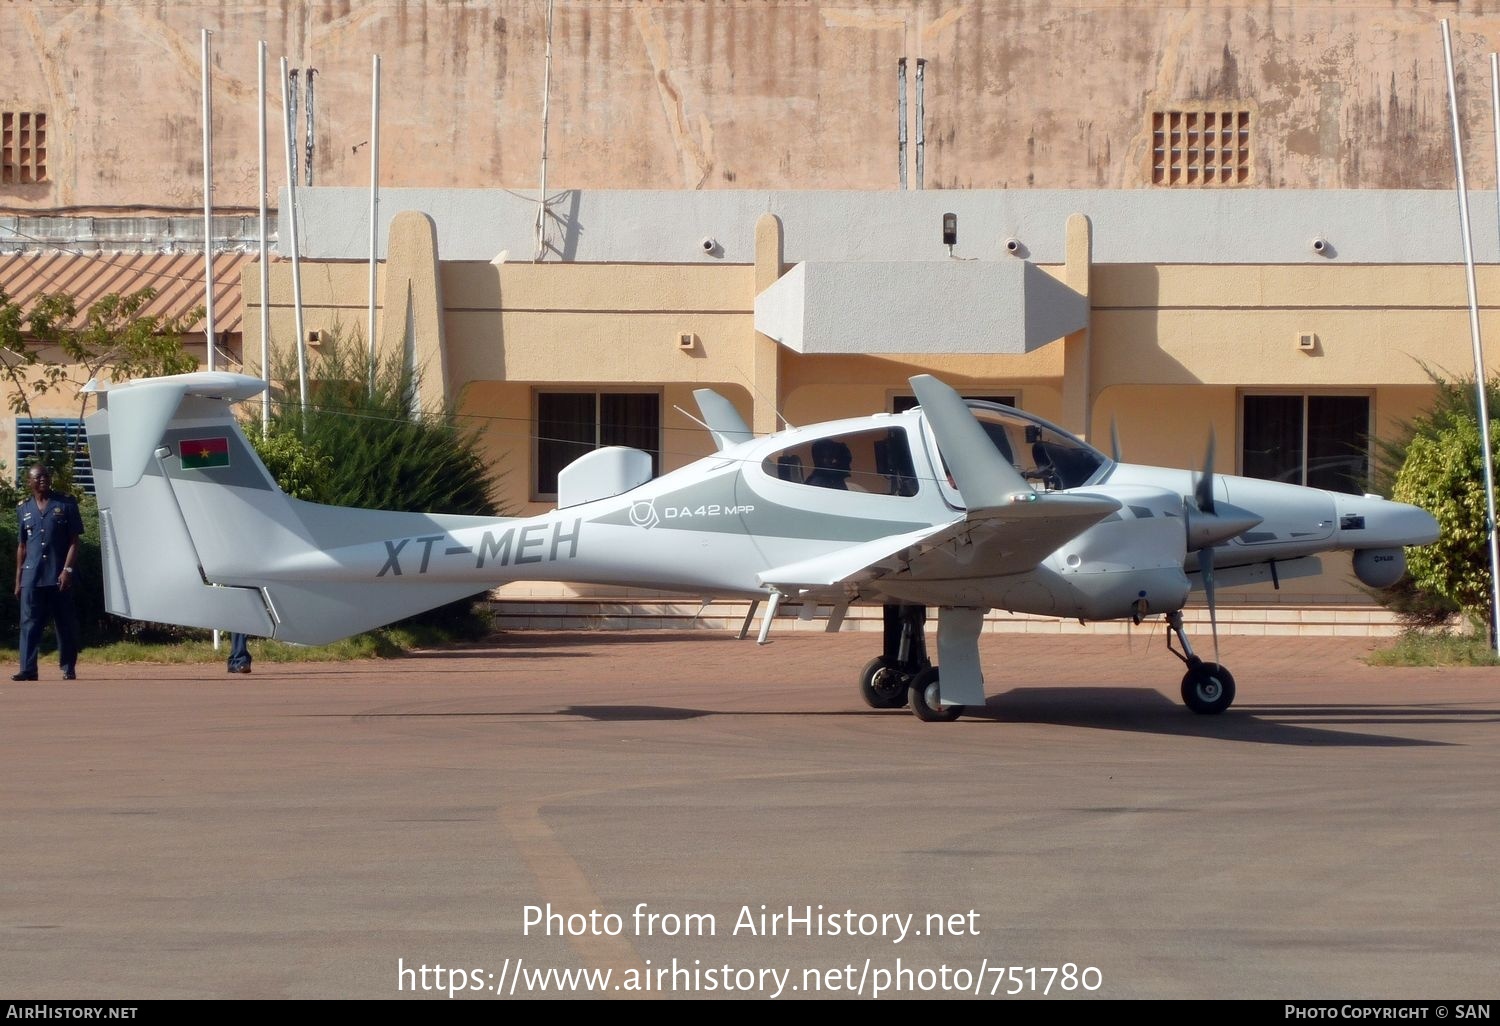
[1201,543,1220,666]
[1110,417,1122,463]
[1193,429,1217,515]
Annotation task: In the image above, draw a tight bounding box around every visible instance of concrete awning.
[754,260,1088,355]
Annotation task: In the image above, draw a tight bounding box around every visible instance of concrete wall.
[289,187,1500,265]
[9,1,1500,213]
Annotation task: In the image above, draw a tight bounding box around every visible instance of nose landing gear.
[1165,610,1236,715]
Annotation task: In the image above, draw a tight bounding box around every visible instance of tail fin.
[87,372,496,645]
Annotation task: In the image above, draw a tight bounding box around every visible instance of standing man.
[13,464,84,681]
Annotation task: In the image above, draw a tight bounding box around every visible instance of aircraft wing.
[757,492,1119,596]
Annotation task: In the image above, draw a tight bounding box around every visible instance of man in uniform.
[12,464,84,681]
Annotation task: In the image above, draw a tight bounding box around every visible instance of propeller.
[1110,417,1123,463]
[1186,431,1221,664]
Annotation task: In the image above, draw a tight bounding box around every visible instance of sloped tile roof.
[0,251,252,334]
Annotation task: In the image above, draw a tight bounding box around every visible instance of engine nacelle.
[1353,547,1407,589]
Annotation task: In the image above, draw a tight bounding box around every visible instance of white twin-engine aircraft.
[84,372,1437,722]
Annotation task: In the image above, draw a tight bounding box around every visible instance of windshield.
[951,402,1109,490]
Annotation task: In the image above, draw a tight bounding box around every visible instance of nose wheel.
[1180,660,1236,715]
[1166,610,1237,715]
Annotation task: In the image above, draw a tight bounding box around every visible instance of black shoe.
[61,671,76,681]
[11,672,37,681]
[227,666,252,674]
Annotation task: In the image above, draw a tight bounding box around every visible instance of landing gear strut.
[858,604,931,709]
[1164,610,1236,715]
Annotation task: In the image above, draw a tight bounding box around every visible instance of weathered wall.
[7,1,1500,213]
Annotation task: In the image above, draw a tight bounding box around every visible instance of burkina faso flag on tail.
[180,436,230,470]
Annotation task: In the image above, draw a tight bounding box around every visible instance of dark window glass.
[762,428,918,497]
[1242,395,1369,494]
[1242,395,1303,483]
[1306,396,1370,494]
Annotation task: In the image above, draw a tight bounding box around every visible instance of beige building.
[5,2,1500,632]
[238,184,1498,631]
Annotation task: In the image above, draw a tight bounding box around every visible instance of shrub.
[1379,370,1500,633]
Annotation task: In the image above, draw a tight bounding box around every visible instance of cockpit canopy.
[960,401,1109,490]
[756,400,1109,502]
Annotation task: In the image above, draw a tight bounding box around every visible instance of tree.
[260,331,498,518]
[0,286,199,492]
[0,286,199,423]
[1381,371,1500,632]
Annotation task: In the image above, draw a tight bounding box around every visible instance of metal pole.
[534,0,553,261]
[280,57,309,418]
[897,58,908,190]
[287,70,298,190]
[201,29,216,373]
[304,68,316,187]
[1441,22,1500,651]
[368,54,381,391]
[1482,48,1500,650]
[915,58,926,191]
[258,41,270,432]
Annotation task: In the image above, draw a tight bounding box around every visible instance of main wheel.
[859,657,911,709]
[1181,661,1236,715]
[908,667,964,722]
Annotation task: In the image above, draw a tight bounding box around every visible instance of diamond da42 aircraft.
[83,371,1438,721]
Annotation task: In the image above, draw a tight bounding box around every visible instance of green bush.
[1380,370,1500,632]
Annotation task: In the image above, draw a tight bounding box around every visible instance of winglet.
[103,372,267,489]
[693,388,754,450]
[909,374,1033,509]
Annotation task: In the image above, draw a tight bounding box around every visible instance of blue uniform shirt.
[18,493,84,589]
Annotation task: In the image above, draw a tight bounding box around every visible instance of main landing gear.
[858,605,967,722]
[1164,610,1236,715]
[859,605,930,709]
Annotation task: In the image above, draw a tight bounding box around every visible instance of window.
[535,391,659,497]
[764,427,919,497]
[1241,394,1369,494]
[1151,108,1250,186]
[2,111,47,185]
[892,393,1016,413]
[15,418,93,495]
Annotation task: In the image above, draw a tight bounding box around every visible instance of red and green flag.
[180,436,230,470]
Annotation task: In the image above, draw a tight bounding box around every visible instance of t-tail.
[86,372,510,645]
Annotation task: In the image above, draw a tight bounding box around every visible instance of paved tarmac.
[2,629,1497,1000]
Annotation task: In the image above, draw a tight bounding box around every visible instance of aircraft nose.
[1337,496,1440,547]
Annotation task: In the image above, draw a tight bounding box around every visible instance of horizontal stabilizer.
[260,581,490,646]
[86,372,510,644]
[105,372,267,489]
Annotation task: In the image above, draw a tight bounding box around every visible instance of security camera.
[1310,236,1328,254]
[700,236,718,253]
[1004,237,1022,254]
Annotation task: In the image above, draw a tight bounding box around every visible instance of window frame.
[1238,390,1373,494]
